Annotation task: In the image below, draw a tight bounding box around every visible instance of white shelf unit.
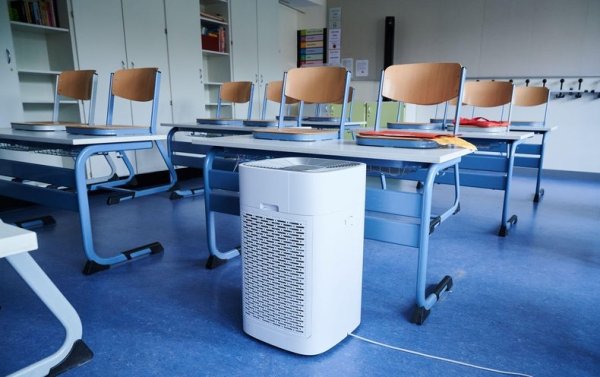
[9,0,80,122]
[200,0,232,118]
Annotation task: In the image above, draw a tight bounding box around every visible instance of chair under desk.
[0,129,176,274]
[190,134,472,324]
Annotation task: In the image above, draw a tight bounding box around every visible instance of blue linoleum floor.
[1,171,599,377]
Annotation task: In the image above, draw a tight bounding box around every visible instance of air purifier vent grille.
[242,212,306,334]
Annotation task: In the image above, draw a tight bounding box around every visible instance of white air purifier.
[239,157,366,355]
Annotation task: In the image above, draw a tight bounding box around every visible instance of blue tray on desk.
[356,130,443,149]
[387,122,443,130]
[66,125,150,136]
[196,118,244,126]
[243,119,279,127]
[510,121,545,127]
[253,128,339,142]
[11,122,76,132]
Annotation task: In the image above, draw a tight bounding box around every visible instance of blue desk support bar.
[166,126,253,200]
[514,131,549,202]
[0,140,176,274]
[201,146,463,324]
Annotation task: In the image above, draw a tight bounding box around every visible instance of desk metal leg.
[412,160,457,325]
[203,148,240,269]
[74,143,167,274]
[168,128,205,200]
[533,133,548,203]
[498,142,519,237]
[6,252,93,377]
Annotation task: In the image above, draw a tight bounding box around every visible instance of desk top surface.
[454,130,535,141]
[509,125,557,132]
[191,134,472,164]
[0,221,37,258]
[162,121,366,131]
[0,128,166,145]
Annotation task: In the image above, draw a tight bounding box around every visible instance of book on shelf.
[9,0,58,27]
[201,24,227,53]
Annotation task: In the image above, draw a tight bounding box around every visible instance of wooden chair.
[511,86,551,202]
[459,81,514,132]
[11,70,98,131]
[276,66,351,138]
[261,80,299,120]
[374,62,466,134]
[512,86,550,126]
[54,70,98,124]
[217,81,254,120]
[106,67,161,134]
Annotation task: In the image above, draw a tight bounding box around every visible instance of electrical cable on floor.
[349,333,533,377]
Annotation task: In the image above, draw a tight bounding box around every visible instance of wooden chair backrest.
[382,63,462,105]
[220,81,253,103]
[462,81,513,107]
[513,86,549,107]
[266,81,299,104]
[57,70,96,100]
[111,67,159,102]
[285,66,348,104]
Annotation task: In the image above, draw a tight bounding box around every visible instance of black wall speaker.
[384,16,395,70]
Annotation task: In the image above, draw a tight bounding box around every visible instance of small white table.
[1,220,92,376]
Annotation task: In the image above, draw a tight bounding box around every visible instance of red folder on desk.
[458,117,509,128]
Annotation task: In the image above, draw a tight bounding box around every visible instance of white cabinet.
[165,0,204,122]
[230,0,282,119]
[3,0,79,124]
[0,0,23,126]
[201,0,232,118]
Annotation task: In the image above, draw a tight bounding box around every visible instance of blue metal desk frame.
[428,131,534,236]
[193,135,471,324]
[511,125,556,202]
[0,130,176,274]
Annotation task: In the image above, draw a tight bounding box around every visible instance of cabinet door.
[121,0,172,173]
[0,0,24,126]
[71,0,135,177]
[71,0,129,126]
[256,0,282,120]
[230,0,259,119]
[164,0,204,123]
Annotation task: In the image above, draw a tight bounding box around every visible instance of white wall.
[325,0,600,173]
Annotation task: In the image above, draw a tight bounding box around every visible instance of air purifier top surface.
[240,157,361,173]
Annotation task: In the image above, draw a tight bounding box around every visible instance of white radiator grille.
[242,212,307,334]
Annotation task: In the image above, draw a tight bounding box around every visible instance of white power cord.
[349,333,533,377]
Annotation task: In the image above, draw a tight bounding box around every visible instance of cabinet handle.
[121,60,126,69]
[255,73,258,83]
[260,74,263,84]
[131,61,135,68]
[5,49,11,64]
